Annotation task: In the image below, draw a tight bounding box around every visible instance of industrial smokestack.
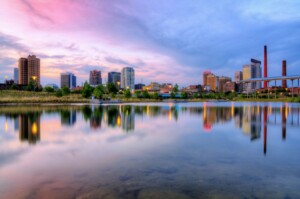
[282,60,287,88]
[264,45,268,89]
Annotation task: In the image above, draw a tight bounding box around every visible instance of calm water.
[0,102,300,199]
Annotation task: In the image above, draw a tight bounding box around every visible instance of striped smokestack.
[263,45,268,89]
[282,60,287,88]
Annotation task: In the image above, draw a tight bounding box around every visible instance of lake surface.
[0,102,300,199]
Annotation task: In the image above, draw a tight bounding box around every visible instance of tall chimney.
[263,45,268,89]
[282,60,287,88]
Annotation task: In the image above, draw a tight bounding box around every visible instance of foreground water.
[0,102,300,199]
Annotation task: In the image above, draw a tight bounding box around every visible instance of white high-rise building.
[121,67,134,91]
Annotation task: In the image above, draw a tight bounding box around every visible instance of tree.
[26,78,36,91]
[227,92,236,100]
[82,82,94,98]
[124,88,132,98]
[61,86,70,95]
[55,89,63,97]
[192,93,198,99]
[181,92,188,99]
[93,85,104,99]
[10,84,18,90]
[142,90,150,98]
[170,84,179,98]
[135,90,142,98]
[170,92,176,98]
[107,83,118,94]
[173,84,179,93]
[152,92,159,99]
[44,86,55,93]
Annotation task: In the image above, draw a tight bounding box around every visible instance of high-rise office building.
[121,67,134,90]
[242,59,262,92]
[19,58,28,85]
[234,71,243,82]
[89,70,102,86]
[108,72,121,87]
[14,68,19,84]
[206,73,219,91]
[218,76,232,92]
[18,55,40,85]
[223,81,236,93]
[61,72,76,89]
[203,71,212,87]
[234,71,243,93]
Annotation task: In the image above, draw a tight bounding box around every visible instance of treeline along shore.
[1,89,299,104]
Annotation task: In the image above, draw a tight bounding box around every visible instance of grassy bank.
[233,97,300,103]
[0,90,89,104]
[1,90,299,104]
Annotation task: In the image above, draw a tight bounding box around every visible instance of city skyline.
[0,1,300,86]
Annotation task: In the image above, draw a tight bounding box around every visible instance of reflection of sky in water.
[0,102,300,199]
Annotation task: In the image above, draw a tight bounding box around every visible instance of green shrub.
[61,86,70,95]
[82,82,94,98]
[124,89,132,98]
[55,89,63,97]
[44,86,55,93]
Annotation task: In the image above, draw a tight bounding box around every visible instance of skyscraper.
[203,71,212,87]
[61,72,76,89]
[89,70,102,86]
[234,71,243,82]
[218,76,231,92]
[14,68,19,84]
[108,72,121,88]
[206,73,219,91]
[234,71,243,93]
[242,59,262,92]
[121,67,134,90]
[18,55,40,85]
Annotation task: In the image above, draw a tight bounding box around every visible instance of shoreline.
[1,90,299,105]
[0,98,298,106]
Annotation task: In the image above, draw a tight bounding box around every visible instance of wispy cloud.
[0,0,299,85]
[0,32,30,52]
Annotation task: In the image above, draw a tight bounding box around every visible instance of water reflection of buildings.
[60,110,76,126]
[106,106,121,128]
[19,113,41,144]
[121,106,134,132]
[83,105,179,132]
[200,104,300,155]
[90,107,103,129]
[1,104,299,152]
[240,106,261,141]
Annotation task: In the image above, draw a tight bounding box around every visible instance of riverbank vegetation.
[1,81,299,103]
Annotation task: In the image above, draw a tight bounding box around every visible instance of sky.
[0,0,300,86]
